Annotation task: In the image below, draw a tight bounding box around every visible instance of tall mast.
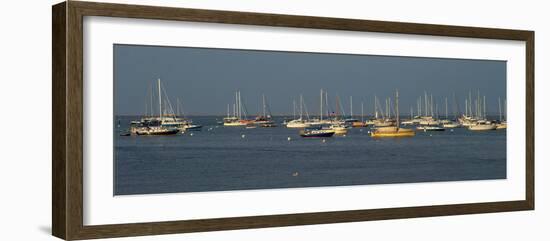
[325,92,329,118]
[483,96,486,119]
[320,89,323,121]
[262,94,266,117]
[430,94,434,117]
[239,91,242,119]
[300,94,303,120]
[469,91,472,117]
[158,78,162,121]
[424,91,428,116]
[417,97,421,117]
[477,90,481,118]
[385,98,389,118]
[395,89,400,129]
[227,104,230,118]
[374,96,378,119]
[150,83,153,117]
[237,91,240,119]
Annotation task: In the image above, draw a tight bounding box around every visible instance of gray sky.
[114,44,506,116]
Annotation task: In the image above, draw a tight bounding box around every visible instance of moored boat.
[371,126,415,137]
[468,123,497,131]
[370,90,415,138]
[442,122,460,128]
[224,91,252,126]
[299,127,335,137]
[286,119,310,128]
[418,125,445,131]
[131,79,180,136]
[135,125,179,135]
[329,124,349,135]
[287,94,311,128]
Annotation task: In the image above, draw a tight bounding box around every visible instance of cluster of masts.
[221,88,506,137]
[120,79,506,137]
[123,79,203,136]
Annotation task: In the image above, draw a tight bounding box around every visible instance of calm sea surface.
[114,115,506,195]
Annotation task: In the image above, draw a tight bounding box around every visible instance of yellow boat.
[370,126,415,137]
[370,90,415,138]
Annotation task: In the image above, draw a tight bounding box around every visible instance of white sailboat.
[134,79,180,135]
[224,91,252,126]
[287,95,311,128]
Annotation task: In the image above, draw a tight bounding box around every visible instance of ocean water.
[114,116,506,195]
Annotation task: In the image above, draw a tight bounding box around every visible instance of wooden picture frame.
[52,1,534,240]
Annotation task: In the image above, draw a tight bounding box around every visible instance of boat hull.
[286,122,311,128]
[223,122,246,126]
[299,129,335,137]
[419,126,445,131]
[442,123,460,128]
[135,129,179,135]
[468,124,497,131]
[371,128,415,137]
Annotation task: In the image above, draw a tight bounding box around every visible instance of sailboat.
[224,91,253,126]
[254,94,276,127]
[134,79,180,135]
[466,92,496,131]
[286,95,311,128]
[370,89,415,137]
[299,126,335,137]
[442,93,461,128]
[372,96,396,127]
[328,95,349,135]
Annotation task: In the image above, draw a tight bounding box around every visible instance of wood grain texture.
[52,2,67,239]
[66,2,85,240]
[525,32,535,209]
[51,1,535,240]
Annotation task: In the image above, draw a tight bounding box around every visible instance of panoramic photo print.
[113,44,507,195]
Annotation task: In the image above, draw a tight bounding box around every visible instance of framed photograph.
[52,1,534,240]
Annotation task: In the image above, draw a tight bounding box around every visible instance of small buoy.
[360,129,363,132]
[343,134,346,137]
[450,129,454,132]
[190,133,194,136]
[367,131,371,134]
[292,172,299,177]
[287,137,291,141]
[322,139,326,143]
[241,134,246,138]
[429,134,433,137]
